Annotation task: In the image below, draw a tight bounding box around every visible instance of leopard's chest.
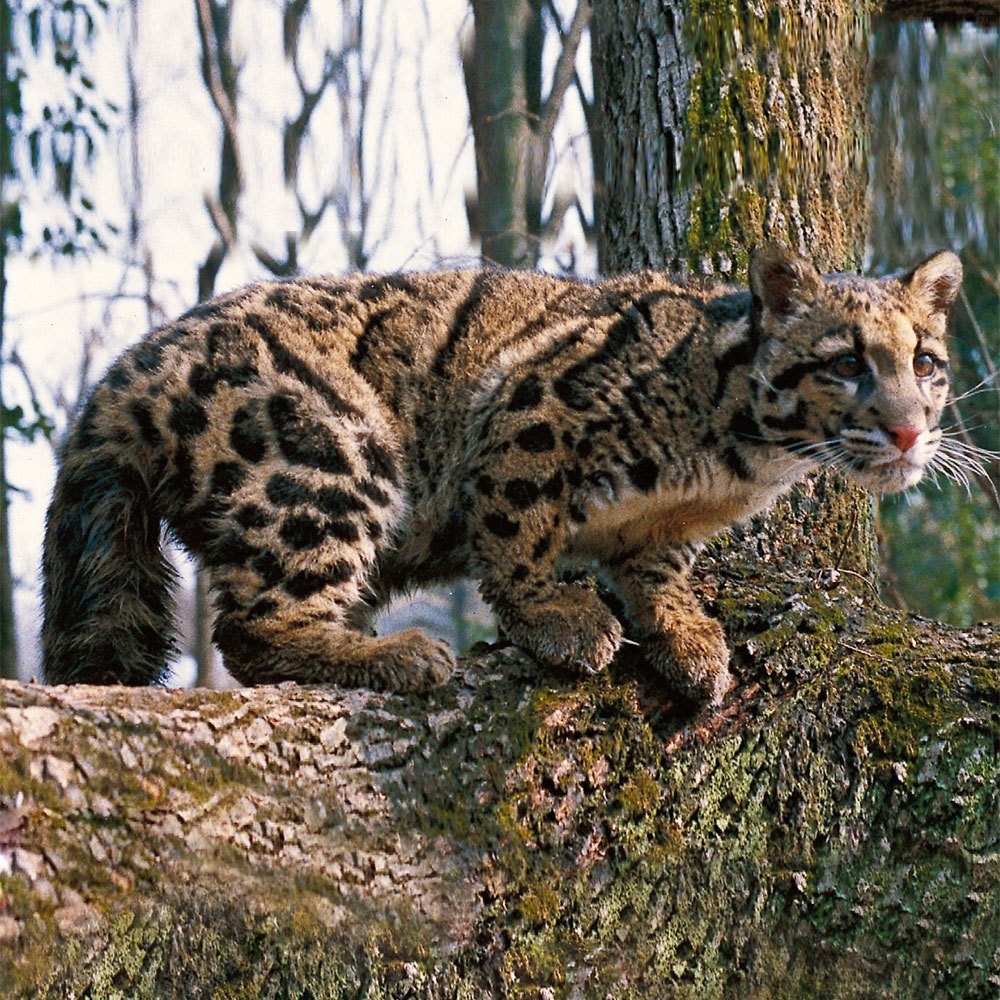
[564,463,791,559]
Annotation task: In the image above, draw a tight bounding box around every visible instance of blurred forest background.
[1,1,997,686]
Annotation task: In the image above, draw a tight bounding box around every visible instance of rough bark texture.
[590,0,692,273]
[1,600,997,997]
[591,0,868,276]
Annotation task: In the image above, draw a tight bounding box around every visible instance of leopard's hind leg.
[213,573,454,693]
[191,386,454,693]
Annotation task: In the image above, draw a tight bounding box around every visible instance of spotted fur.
[42,246,962,703]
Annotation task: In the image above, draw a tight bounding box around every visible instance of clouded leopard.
[42,246,962,704]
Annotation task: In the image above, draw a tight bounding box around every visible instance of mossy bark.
[1,605,997,997]
[591,0,868,276]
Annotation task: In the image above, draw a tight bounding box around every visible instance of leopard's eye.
[913,352,937,378]
[829,352,865,379]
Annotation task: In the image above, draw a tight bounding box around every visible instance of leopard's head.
[746,244,962,493]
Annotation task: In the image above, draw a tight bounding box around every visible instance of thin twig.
[540,0,591,144]
[964,246,1000,297]
[204,195,237,250]
[837,641,892,663]
[958,285,998,385]
[194,0,244,188]
[832,501,860,573]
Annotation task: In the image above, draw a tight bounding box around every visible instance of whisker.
[927,451,977,496]
[948,372,999,405]
[935,443,1000,489]
[792,445,846,470]
[922,467,949,494]
[784,438,842,459]
[939,424,991,438]
[937,437,1000,461]
[729,427,844,469]
[750,369,782,396]
[929,469,971,496]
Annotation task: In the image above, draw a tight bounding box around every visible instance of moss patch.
[682,0,868,273]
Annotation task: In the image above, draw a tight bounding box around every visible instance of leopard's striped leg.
[471,499,622,676]
[602,544,732,705]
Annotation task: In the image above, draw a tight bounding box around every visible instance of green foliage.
[881,486,999,625]
[2,399,54,443]
[869,24,998,264]
[3,0,119,257]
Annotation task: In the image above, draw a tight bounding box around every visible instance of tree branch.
[203,194,237,251]
[539,0,591,145]
[877,0,999,26]
[194,0,244,190]
[1,603,997,995]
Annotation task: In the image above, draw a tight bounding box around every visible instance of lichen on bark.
[681,0,869,274]
[1,603,997,997]
[592,0,868,277]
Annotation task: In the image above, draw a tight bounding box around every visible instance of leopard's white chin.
[847,456,928,493]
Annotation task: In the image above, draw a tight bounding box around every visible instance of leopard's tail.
[42,400,176,685]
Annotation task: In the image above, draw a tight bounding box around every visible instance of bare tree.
[195,0,243,300]
[251,0,402,279]
[463,0,591,267]
[124,0,158,331]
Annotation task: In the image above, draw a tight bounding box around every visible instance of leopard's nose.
[887,424,922,452]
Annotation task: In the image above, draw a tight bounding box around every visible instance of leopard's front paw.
[644,615,733,706]
[387,629,456,692]
[503,585,622,676]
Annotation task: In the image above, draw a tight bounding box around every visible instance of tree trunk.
[879,0,999,26]
[0,243,16,680]
[592,0,868,275]
[464,0,545,267]
[1,2,997,997]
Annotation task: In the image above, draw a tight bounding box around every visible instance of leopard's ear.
[749,245,823,318]
[903,250,963,317]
